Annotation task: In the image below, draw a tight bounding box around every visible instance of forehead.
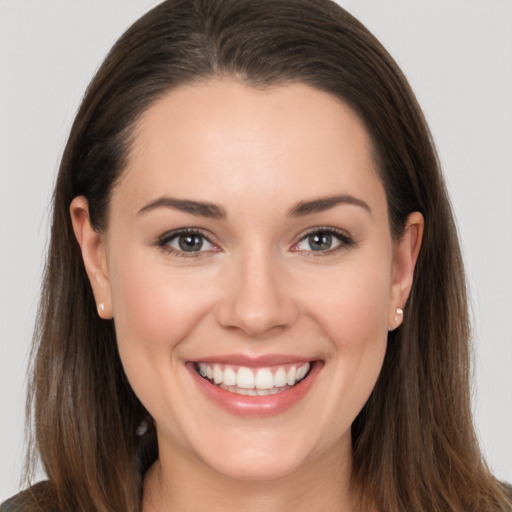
[115,79,386,218]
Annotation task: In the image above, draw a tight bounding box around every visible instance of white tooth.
[297,362,310,381]
[255,368,274,389]
[269,388,280,394]
[247,389,257,396]
[237,367,255,389]
[198,363,207,377]
[223,367,237,386]
[213,365,223,384]
[236,388,248,395]
[206,365,213,380]
[287,366,296,386]
[274,367,287,387]
[257,389,270,396]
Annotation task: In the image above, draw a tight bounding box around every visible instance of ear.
[70,196,113,319]
[388,211,424,330]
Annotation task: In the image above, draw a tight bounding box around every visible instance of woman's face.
[73,80,421,481]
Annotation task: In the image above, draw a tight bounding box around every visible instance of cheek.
[299,252,391,425]
[303,255,392,343]
[107,250,219,434]
[316,267,389,367]
[106,248,218,409]
[109,252,208,349]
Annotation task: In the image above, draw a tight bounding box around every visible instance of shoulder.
[0,496,26,512]
[0,481,57,512]
[503,481,512,507]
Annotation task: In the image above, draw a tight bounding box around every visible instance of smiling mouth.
[194,362,312,396]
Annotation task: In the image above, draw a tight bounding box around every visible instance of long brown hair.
[23,1,511,511]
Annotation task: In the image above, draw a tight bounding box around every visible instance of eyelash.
[157,228,219,258]
[156,227,355,258]
[291,227,355,257]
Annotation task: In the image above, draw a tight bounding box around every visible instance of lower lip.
[188,362,322,418]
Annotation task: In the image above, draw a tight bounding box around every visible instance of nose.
[215,248,299,338]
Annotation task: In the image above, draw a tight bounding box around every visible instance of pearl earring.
[395,307,403,323]
[99,303,105,312]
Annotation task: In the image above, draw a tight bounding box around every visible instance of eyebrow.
[288,195,371,217]
[137,193,371,220]
[137,197,227,219]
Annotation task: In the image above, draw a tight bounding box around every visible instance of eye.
[158,229,218,257]
[292,228,354,254]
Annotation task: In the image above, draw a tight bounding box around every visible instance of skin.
[71,80,423,511]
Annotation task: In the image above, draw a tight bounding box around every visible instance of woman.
[2,0,511,510]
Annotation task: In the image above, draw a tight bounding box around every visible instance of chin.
[202,450,307,482]
[184,424,329,483]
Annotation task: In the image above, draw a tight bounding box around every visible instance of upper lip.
[189,354,316,368]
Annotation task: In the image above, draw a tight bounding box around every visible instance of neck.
[143,436,358,512]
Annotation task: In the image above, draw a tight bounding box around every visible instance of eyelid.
[154,226,354,258]
[156,227,221,257]
[290,226,355,255]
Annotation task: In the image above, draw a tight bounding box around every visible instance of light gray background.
[1,0,511,502]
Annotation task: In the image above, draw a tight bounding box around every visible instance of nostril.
[215,295,298,338]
